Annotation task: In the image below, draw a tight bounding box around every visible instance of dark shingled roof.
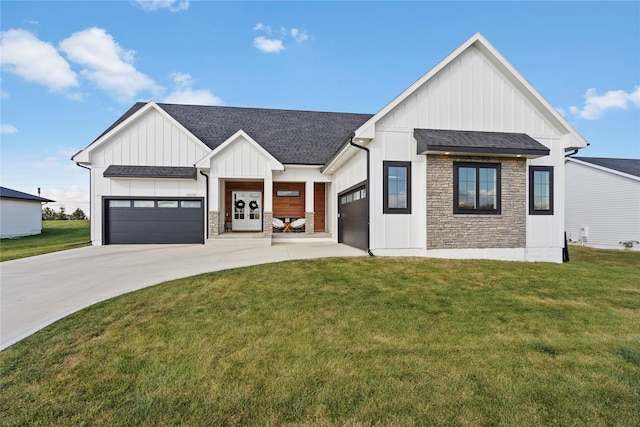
[104,165,198,179]
[0,186,54,202]
[414,129,550,157]
[93,102,373,166]
[572,157,640,178]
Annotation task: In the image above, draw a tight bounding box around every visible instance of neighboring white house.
[0,187,54,239]
[72,33,589,262]
[565,157,640,251]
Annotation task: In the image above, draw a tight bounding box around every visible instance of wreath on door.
[234,199,245,210]
[249,200,259,211]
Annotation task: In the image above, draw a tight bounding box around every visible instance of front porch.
[208,179,329,237]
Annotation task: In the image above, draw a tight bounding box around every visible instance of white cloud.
[291,28,308,44]
[31,156,77,172]
[0,29,78,91]
[42,185,90,215]
[253,36,285,54]
[555,107,566,117]
[134,0,189,12]
[1,124,18,134]
[253,23,271,33]
[59,27,161,102]
[162,72,222,105]
[252,23,309,53]
[570,86,640,120]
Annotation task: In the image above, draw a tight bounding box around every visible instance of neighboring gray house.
[0,187,54,239]
[565,157,640,250]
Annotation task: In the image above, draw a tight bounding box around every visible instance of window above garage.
[103,165,197,180]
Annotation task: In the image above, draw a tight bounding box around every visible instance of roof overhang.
[103,165,198,180]
[414,129,550,159]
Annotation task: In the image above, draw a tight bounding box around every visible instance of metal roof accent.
[0,186,55,202]
[103,165,198,180]
[571,157,640,178]
[414,129,550,158]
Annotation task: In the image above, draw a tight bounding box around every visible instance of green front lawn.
[1,246,638,425]
[0,220,90,262]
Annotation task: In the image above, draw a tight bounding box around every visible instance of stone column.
[305,212,314,234]
[263,211,274,236]
[210,211,220,236]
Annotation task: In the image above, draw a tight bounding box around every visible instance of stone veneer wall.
[263,211,273,236]
[426,155,526,249]
[305,212,315,234]
[209,211,220,236]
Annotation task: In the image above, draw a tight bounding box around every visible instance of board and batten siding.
[0,199,43,238]
[88,109,209,244]
[565,161,640,250]
[369,45,565,258]
[90,109,209,167]
[377,46,559,137]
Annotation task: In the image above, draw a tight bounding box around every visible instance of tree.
[55,206,67,220]
[70,208,87,220]
[42,206,56,221]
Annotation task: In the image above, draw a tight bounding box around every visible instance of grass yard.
[1,246,638,426]
[0,220,90,262]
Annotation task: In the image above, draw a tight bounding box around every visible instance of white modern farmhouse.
[565,157,640,251]
[0,187,54,239]
[72,33,588,262]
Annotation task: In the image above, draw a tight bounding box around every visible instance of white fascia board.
[566,157,640,182]
[352,32,588,150]
[195,129,284,171]
[71,102,211,164]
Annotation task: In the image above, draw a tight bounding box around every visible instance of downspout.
[349,137,374,256]
[564,149,578,158]
[199,170,209,242]
[75,162,91,221]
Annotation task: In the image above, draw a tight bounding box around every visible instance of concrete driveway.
[0,241,364,350]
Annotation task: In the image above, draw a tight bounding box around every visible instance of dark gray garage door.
[338,185,367,250]
[105,198,204,244]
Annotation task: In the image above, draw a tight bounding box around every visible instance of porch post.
[209,176,220,236]
[263,175,274,236]
[305,180,315,234]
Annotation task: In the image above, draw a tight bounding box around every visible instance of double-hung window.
[529,166,554,215]
[383,161,411,214]
[453,162,501,214]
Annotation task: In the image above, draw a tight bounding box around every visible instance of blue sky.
[1,1,639,213]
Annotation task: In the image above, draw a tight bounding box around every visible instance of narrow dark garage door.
[338,185,368,250]
[105,198,204,244]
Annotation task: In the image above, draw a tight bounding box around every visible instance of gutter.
[75,162,91,221]
[199,170,209,242]
[348,137,374,257]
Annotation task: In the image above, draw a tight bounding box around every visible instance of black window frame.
[529,166,554,215]
[453,162,502,215]
[383,161,411,214]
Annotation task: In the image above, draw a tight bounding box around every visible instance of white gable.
[377,45,560,137]
[73,102,211,167]
[355,33,587,149]
[197,130,284,178]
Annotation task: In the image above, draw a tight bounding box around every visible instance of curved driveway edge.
[1,242,364,350]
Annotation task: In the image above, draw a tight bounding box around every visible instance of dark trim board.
[102,196,205,244]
